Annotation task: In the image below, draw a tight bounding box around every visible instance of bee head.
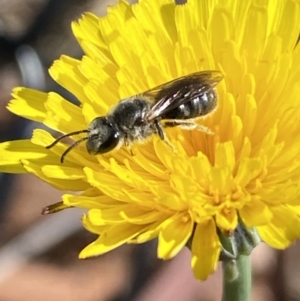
[46,117,120,163]
[87,117,120,155]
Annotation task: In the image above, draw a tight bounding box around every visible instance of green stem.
[222,256,252,301]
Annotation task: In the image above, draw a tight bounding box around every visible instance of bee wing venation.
[143,71,223,121]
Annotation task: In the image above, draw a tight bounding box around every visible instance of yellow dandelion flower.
[1,0,300,281]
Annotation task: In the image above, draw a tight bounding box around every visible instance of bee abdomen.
[162,90,217,120]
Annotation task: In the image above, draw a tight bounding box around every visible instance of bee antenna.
[46,130,89,149]
[60,136,89,163]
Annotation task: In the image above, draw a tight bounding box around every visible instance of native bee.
[46,71,223,162]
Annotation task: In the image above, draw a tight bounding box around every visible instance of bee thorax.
[109,97,155,143]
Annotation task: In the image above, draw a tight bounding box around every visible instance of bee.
[46,71,223,163]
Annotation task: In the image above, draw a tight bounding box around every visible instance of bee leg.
[124,135,135,156]
[124,134,130,147]
[154,120,165,140]
[163,120,214,135]
[154,120,176,152]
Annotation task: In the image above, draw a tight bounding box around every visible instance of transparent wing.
[142,71,223,121]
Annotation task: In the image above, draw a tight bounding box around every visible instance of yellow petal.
[191,219,221,280]
[22,159,89,191]
[120,207,169,225]
[257,205,300,249]
[8,88,47,122]
[49,56,89,103]
[241,2,268,62]
[79,223,143,258]
[41,165,85,180]
[277,0,300,52]
[158,212,193,259]
[44,92,86,133]
[0,140,57,173]
[130,221,163,243]
[215,207,238,231]
[63,193,123,209]
[71,13,108,53]
[239,199,273,227]
[82,214,110,235]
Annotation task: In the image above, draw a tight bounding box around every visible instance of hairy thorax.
[108,97,156,143]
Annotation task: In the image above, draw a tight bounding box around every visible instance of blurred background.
[0,0,299,300]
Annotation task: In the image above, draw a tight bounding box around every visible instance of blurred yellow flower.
[1,0,300,280]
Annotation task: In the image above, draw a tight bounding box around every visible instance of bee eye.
[97,129,120,153]
[86,118,120,155]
